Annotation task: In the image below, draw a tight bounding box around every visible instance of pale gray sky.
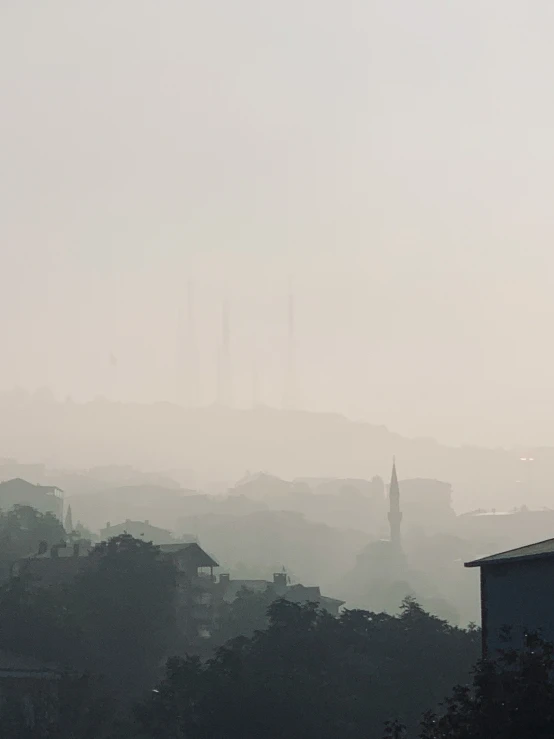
[2,1,554,447]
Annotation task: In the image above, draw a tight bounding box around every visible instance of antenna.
[177,280,198,407]
[283,280,296,410]
[187,280,198,407]
[252,343,264,408]
[252,349,259,408]
[217,297,232,407]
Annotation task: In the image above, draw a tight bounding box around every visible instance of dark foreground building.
[466,538,554,655]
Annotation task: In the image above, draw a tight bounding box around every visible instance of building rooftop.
[466,537,554,568]
[159,542,219,568]
[219,577,345,609]
[0,478,63,495]
[101,520,174,537]
[286,584,345,608]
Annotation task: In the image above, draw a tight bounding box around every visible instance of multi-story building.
[466,538,554,656]
[101,520,194,545]
[0,479,63,519]
[160,543,220,637]
[217,571,344,617]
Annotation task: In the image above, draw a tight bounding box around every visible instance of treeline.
[0,534,178,697]
[5,573,554,738]
[0,527,483,737]
[138,597,479,739]
[0,504,67,561]
[0,512,548,738]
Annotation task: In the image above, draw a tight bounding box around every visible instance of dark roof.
[284,585,345,608]
[287,584,321,600]
[159,542,219,568]
[101,520,173,536]
[0,478,63,494]
[465,537,554,567]
[319,595,346,608]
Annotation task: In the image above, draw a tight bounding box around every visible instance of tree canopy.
[71,534,178,697]
[385,632,554,739]
[0,532,179,702]
[136,596,480,739]
[0,504,66,561]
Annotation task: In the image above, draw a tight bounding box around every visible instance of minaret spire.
[64,504,74,534]
[388,458,402,552]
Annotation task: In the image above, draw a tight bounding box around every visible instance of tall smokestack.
[217,298,232,407]
[283,284,296,410]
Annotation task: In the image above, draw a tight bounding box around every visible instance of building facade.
[101,520,181,545]
[217,571,344,616]
[466,538,554,656]
[0,479,63,519]
[160,543,220,638]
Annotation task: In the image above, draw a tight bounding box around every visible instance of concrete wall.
[482,559,554,655]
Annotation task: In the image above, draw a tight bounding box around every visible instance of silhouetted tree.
[136,597,480,739]
[210,585,278,647]
[0,505,66,560]
[0,673,117,739]
[71,534,178,698]
[387,632,554,739]
[0,573,81,667]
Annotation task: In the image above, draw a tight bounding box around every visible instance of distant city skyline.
[0,263,552,449]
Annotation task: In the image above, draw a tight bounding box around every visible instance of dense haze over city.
[3,1,554,447]
[2,3,554,736]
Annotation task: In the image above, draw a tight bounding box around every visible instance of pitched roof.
[465,537,554,568]
[319,594,346,608]
[159,542,219,568]
[287,584,321,600]
[0,478,63,494]
[284,585,345,608]
[101,520,173,537]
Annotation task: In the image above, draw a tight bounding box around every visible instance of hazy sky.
[2,1,554,447]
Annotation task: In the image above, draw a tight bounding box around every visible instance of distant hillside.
[0,395,549,511]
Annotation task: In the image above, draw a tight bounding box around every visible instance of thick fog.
[3,5,554,736]
[2,2,554,447]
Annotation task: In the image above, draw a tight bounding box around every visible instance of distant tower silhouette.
[108,351,117,400]
[187,280,199,406]
[283,286,296,410]
[252,346,260,408]
[177,280,198,407]
[387,458,402,552]
[64,504,73,534]
[217,298,232,407]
